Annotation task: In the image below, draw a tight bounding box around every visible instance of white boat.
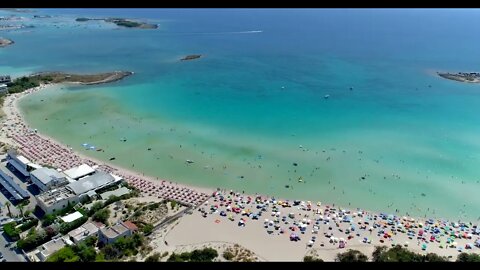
[324,95,330,99]
[186,159,194,164]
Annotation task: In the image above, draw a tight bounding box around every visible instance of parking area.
[0,154,37,218]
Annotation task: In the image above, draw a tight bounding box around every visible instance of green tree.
[167,248,218,262]
[142,224,153,235]
[372,245,436,262]
[92,208,110,225]
[145,252,161,262]
[2,222,21,240]
[73,244,97,262]
[303,255,324,262]
[170,201,177,210]
[89,202,104,216]
[18,204,24,217]
[335,249,368,262]
[457,253,480,262]
[42,214,56,227]
[46,246,80,262]
[424,253,448,262]
[222,251,234,261]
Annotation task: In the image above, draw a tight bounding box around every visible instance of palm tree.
[18,204,24,218]
[5,201,12,217]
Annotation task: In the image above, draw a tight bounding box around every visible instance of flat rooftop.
[37,187,76,206]
[63,164,95,180]
[31,167,66,185]
[66,172,116,195]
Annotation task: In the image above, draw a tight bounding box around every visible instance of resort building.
[99,221,138,245]
[68,222,105,244]
[66,171,123,199]
[28,236,73,262]
[30,167,68,193]
[63,164,95,180]
[36,171,124,214]
[0,75,11,84]
[6,150,42,178]
[36,187,79,214]
[0,168,30,201]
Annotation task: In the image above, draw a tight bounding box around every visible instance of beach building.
[0,168,30,201]
[99,221,138,245]
[66,171,123,199]
[0,83,7,94]
[28,236,73,262]
[63,164,95,180]
[30,167,68,193]
[37,171,123,214]
[0,75,11,84]
[67,222,105,244]
[6,150,41,178]
[36,187,79,214]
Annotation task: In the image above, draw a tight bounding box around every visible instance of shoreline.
[0,83,475,222]
[2,84,480,261]
[1,83,213,204]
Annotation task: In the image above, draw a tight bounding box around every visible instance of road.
[0,229,26,262]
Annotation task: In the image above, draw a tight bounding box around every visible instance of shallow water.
[3,9,480,221]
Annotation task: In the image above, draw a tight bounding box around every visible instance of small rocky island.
[181,55,202,61]
[437,72,480,83]
[75,17,158,29]
[0,38,14,47]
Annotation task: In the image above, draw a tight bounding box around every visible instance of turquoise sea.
[2,9,480,221]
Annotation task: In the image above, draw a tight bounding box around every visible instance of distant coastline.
[29,71,134,85]
[4,71,133,94]
[437,72,480,83]
[75,17,158,29]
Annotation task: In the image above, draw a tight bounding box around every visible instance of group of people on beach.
[196,189,480,258]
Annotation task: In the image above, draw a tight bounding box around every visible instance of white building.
[36,187,79,214]
[28,236,73,262]
[30,167,68,193]
[6,150,41,178]
[36,171,123,214]
[68,222,105,244]
[0,75,11,84]
[63,164,95,180]
[98,221,138,245]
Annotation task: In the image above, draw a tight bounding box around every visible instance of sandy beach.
[155,190,480,261]
[1,84,213,206]
[1,85,480,261]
